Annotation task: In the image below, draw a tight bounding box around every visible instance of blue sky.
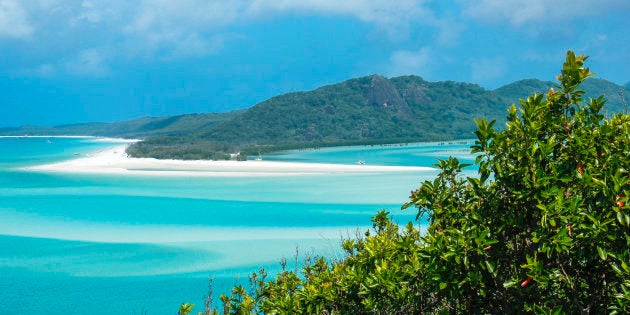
[1,0,629,127]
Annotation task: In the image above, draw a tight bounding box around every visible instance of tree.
[404,51,630,313]
[183,51,630,314]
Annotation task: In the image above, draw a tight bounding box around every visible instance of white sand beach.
[25,143,435,177]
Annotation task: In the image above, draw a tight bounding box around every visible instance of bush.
[184,51,630,314]
[404,51,630,313]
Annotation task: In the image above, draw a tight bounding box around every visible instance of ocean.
[0,137,474,314]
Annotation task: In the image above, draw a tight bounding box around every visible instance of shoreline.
[0,135,96,138]
[24,143,436,177]
[0,135,140,143]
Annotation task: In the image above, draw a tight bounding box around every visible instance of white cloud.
[387,48,433,77]
[72,1,103,23]
[35,63,56,76]
[247,0,433,26]
[122,0,245,59]
[20,48,113,78]
[464,0,630,27]
[1,0,453,66]
[18,63,56,77]
[122,0,444,57]
[167,33,228,59]
[433,18,465,47]
[522,50,558,63]
[246,0,443,41]
[126,0,242,33]
[470,56,506,85]
[0,0,34,39]
[66,48,110,77]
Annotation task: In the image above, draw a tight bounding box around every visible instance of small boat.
[356,160,365,165]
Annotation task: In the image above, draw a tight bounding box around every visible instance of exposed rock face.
[362,75,415,121]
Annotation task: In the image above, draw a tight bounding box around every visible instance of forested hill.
[0,111,244,138]
[497,78,629,114]
[127,75,511,159]
[200,75,505,144]
[127,75,628,159]
[2,75,627,160]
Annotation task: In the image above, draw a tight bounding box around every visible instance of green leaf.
[597,246,608,260]
[551,306,564,315]
[485,260,496,276]
[617,211,630,227]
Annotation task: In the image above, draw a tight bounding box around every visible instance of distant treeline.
[126,136,461,161]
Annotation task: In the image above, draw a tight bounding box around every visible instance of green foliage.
[125,137,236,160]
[193,211,428,315]
[180,51,629,314]
[178,303,194,315]
[404,51,629,313]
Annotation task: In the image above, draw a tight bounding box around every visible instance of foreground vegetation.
[179,51,629,314]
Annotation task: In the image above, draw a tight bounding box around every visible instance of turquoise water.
[0,137,475,314]
[263,140,475,167]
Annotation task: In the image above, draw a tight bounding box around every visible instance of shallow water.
[0,137,475,314]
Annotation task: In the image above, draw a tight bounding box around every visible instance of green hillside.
[198,75,504,143]
[0,111,243,138]
[494,78,554,101]
[496,77,629,113]
[582,78,630,114]
[2,75,627,160]
[127,75,628,159]
[128,75,511,159]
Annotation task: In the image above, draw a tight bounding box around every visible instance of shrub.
[184,51,630,314]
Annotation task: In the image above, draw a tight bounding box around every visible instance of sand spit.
[25,144,435,177]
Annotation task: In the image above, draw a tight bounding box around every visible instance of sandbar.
[25,144,435,177]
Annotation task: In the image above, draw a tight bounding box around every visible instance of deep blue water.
[0,137,475,314]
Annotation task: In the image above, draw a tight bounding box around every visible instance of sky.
[1,0,629,127]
